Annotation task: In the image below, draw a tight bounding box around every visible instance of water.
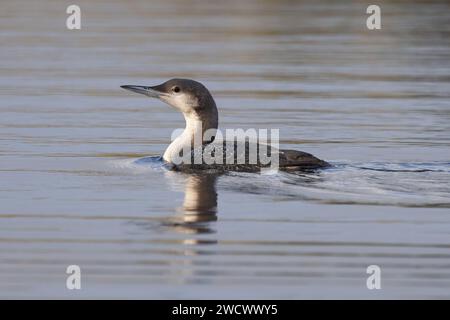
[1,0,450,299]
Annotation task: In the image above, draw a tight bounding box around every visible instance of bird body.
[121,79,329,172]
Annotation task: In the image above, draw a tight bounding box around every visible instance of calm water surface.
[1,0,450,298]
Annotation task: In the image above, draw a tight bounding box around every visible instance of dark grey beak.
[120,85,165,98]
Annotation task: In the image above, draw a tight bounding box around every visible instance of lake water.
[1,0,449,299]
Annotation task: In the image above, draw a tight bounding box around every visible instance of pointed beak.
[120,85,166,98]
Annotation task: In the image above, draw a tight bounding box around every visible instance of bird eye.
[172,86,180,93]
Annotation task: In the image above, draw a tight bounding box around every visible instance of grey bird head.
[121,79,218,129]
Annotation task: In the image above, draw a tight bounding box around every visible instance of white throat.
[163,113,204,163]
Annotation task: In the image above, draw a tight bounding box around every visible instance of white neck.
[163,113,205,163]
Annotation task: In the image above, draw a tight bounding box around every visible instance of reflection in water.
[180,174,218,218]
[163,172,219,238]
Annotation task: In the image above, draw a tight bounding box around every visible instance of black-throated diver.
[121,79,329,172]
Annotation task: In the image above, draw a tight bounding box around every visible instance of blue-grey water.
[0,0,450,299]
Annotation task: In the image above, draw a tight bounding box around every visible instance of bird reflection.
[162,172,219,238]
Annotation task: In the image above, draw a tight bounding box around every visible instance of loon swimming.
[121,78,329,172]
